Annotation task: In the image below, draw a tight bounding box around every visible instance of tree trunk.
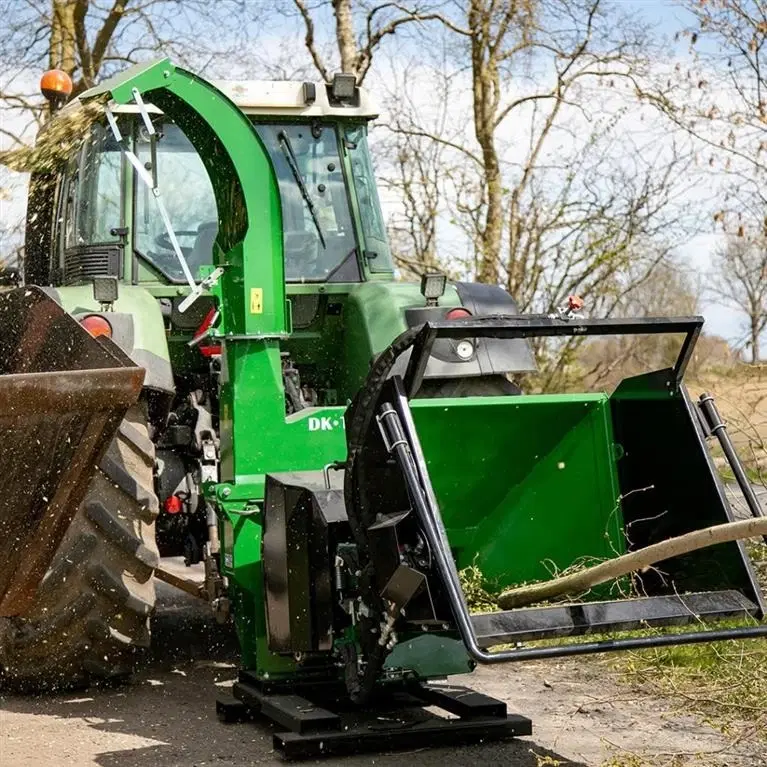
[332,0,358,76]
[50,0,77,73]
[750,317,760,363]
[469,0,503,286]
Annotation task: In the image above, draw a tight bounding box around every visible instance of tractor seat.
[189,221,218,272]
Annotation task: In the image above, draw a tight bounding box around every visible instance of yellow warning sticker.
[250,288,263,314]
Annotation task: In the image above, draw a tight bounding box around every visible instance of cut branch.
[497,516,767,610]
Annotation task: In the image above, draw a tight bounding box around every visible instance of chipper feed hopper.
[1,58,765,759]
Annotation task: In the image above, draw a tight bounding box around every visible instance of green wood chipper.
[1,58,765,760]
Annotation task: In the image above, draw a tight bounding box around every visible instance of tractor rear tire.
[0,403,159,690]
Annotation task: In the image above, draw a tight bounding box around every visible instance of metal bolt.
[221,487,231,498]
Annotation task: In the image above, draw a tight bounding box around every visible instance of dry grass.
[687,363,767,476]
[458,560,500,613]
[610,365,767,762]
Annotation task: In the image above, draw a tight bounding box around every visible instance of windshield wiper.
[277,130,326,249]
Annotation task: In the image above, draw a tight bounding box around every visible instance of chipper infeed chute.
[343,314,767,675]
[0,287,144,617]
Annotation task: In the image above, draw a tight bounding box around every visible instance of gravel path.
[2,568,764,767]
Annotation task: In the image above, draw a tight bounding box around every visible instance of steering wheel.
[155,230,198,256]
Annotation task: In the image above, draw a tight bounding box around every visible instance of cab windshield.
[135,122,370,282]
[254,124,358,281]
[135,123,217,282]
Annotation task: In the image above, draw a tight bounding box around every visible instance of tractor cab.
[31,77,391,290]
[26,76,422,407]
[27,74,530,413]
[132,114,392,286]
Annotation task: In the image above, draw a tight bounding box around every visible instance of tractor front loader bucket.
[344,315,767,663]
[0,287,144,617]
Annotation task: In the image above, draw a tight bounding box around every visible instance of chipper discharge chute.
[0,287,144,618]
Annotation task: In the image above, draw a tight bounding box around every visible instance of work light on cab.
[80,314,112,338]
[420,272,447,306]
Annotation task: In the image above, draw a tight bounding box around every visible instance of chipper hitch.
[229,313,766,760]
[0,287,144,617]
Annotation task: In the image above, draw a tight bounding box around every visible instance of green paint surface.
[411,393,625,589]
[52,284,169,363]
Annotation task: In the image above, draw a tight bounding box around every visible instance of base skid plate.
[217,673,532,760]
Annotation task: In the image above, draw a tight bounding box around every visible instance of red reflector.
[164,495,183,514]
[194,307,217,338]
[445,307,472,320]
[80,314,112,338]
[194,307,220,356]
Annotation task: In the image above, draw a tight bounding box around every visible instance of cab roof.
[62,80,378,120]
[214,80,378,119]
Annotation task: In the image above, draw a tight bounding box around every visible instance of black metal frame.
[218,672,531,760]
[698,393,767,544]
[354,313,767,664]
[403,314,703,396]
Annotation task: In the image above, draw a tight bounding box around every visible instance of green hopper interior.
[409,369,763,608]
[413,393,623,591]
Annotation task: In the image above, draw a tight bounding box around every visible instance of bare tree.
[422,0,664,286]
[376,60,463,277]
[656,0,767,179]
[384,133,444,276]
[711,234,767,362]
[0,0,256,156]
[578,261,701,391]
[288,0,462,83]
[365,0,696,387]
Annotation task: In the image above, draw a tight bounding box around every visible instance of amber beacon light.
[40,69,73,109]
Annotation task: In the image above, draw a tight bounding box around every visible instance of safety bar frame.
[403,315,703,397]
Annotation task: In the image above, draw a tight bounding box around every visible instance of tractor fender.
[400,283,537,377]
[41,285,174,395]
[345,281,536,391]
[400,284,537,379]
[453,281,537,375]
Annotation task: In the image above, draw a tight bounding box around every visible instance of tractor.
[0,59,765,760]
